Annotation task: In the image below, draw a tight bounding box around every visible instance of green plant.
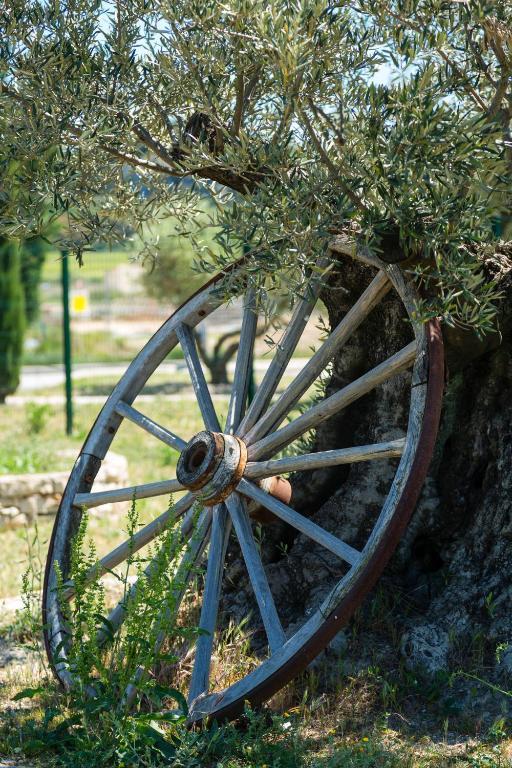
[2,522,46,646]
[9,498,208,765]
[21,235,51,324]
[0,237,25,403]
[0,445,46,474]
[26,402,52,435]
[2,2,511,335]
[485,592,498,619]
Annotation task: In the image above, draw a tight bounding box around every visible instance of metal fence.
[24,250,243,366]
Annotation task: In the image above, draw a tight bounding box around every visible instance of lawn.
[0,397,210,599]
[0,393,510,768]
[42,249,131,282]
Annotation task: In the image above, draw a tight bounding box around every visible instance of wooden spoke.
[123,507,213,708]
[225,290,258,434]
[226,494,285,653]
[245,438,406,480]
[243,270,391,445]
[74,478,184,509]
[239,479,361,566]
[248,341,416,461]
[62,494,195,601]
[237,289,319,437]
[188,504,232,703]
[98,508,211,643]
[176,322,220,432]
[115,401,187,452]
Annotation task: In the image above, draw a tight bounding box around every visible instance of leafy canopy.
[1,0,511,331]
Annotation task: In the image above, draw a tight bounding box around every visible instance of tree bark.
[224,244,512,714]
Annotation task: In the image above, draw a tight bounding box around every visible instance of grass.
[23,326,142,365]
[0,647,510,767]
[0,398,209,599]
[42,249,131,282]
[0,395,510,766]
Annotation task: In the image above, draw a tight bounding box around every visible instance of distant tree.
[20,236,49,324]
[142,229,205,307]
[0,237,25,403]
[142,227,269,384]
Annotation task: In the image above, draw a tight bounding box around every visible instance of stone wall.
[0,452,129,529]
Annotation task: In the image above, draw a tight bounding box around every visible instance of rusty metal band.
[183,432,225,492]
[200,437,248,506]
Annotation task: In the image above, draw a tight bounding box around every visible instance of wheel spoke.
[115,401,187,452]
[61,494,195,601]
[188,504,232,703]
[176,322,220,432]
[225,493,285,654]
[74,478,184,509]
[243,270,391,445]
[245,438,406,479]
[239,479,360,566]
[102,506,211,647]
[248,341,416,461]
[123,508,213,708]
[237,283,321,438]
[225,290,258,434]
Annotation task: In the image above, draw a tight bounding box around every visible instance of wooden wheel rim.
[42,251,444,723]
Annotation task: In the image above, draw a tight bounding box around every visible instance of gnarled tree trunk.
[224,245,512,719]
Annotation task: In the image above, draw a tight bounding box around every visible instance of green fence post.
[243,242,256,405]
[61,250,73,435]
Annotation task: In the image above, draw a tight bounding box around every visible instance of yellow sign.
[71,290,89,315]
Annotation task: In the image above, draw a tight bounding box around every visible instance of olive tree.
[2,0,512,692]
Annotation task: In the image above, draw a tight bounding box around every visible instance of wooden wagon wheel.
[43,243,444,724]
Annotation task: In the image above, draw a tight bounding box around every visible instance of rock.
[328,629,348,655]
[0,452,130,530]
[96,452,129,485]
[400,624,450,675]
[17,496,40,522]
[0,506,27,530]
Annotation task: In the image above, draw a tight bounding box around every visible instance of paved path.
[19,361,185,391]
[10,359,309,405]
[19,358,309,391]
[9,391,230,406]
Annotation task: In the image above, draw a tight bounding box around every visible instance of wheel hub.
[177,430,248,506]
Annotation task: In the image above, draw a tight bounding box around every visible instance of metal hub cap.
[176,430,248,505]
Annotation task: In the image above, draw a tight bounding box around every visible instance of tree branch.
[488,74,511,119]
[131,121,180,168]
[231,71,245,137]
[298,107,368,213]
[379,5,488,112]
[1,83,265,193]
[243,67,261,109]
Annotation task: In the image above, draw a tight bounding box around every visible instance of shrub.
[0,237,25,402]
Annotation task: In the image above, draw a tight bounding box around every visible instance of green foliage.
[140,213,213,306]
[12,498,209,765]
[0,444,46,473]
[0,237,25,402]
[53,499,199,711]
[25,401,52,434]
[1,1,511,334]
[20,236,50,324]
[1,498,307,767]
